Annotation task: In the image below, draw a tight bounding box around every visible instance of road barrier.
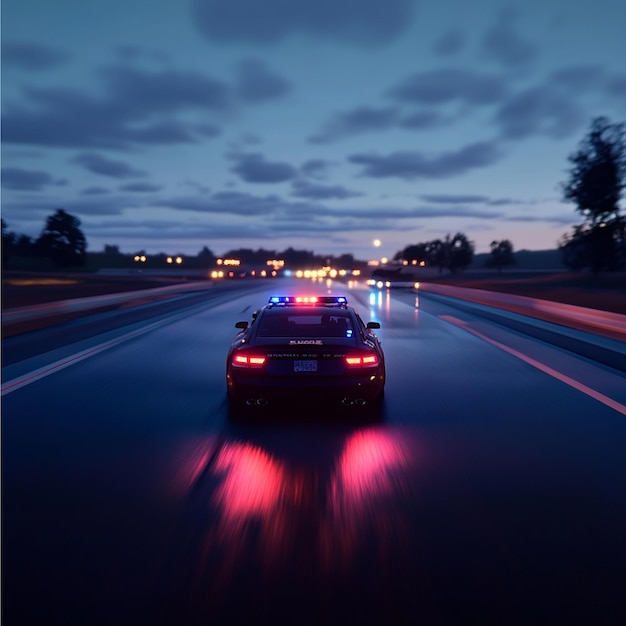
[2,281,214,326]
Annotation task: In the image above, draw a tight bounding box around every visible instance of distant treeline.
[3,211,567,273]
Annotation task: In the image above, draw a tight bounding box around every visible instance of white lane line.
[1,309,196,397]
[440,314,626,417]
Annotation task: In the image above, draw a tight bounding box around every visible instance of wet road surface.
[3,280,625,625]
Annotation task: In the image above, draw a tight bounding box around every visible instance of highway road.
[2,278,625,626]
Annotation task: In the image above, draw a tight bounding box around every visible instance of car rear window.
[258,310,354,338]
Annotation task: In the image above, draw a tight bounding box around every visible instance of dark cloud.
[506,213,577,226]
[433,30,466,56]
[291,179,362,200]
[155,190,502,225]
[119,182,163,193]
[494,85,585,139]
[404,206,501,219]
[86,217,346,243]
[72,153,148,178]
[125,120,212,145]
[2,65,230,149]
[194,123,222,139]
[481,9,536,67]
[3,186,506,250]
[3,196,128,217]
[399,111,444,129]
[550,65,605,90]
[309,106,398,143]
[191,0,416,46]
[348,141,504,180]
[420,194,517,206]
[298,202,502,220]
[98,64,232,115]
[607,74,626,98]
[155,191,284,215]
[114,45,169,64]
[230,152,297,183]
[300,159,332,180]
[490,65,624,141]
[236,59,292,103]
[388,68,509,106]
[1,167,66,191]
[1,41,70,71]
[2,90,121,149]
[81,187,111,196]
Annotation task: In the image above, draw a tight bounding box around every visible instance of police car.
[226,295,385,411]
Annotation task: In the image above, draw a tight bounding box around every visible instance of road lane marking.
[440,315,626,417]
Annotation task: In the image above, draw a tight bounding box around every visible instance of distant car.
[226,295,385,411]
[367,278,419,289]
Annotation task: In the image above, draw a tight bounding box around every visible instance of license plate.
[294,360,317,372]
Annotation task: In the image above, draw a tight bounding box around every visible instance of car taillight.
[345,354,379,367]
[232,353,266,368]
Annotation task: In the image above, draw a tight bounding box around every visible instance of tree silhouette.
[394,233,474,273]
[36,209,87,267]
[447,232,474,273]
[562,117,625,225]
[560,117,625,271]
[427,239,448,273]
[395,243,429,265]
[485,239,516,271]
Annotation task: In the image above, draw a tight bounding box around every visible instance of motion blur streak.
[212,443,286,519]
[201,429,419,585]
[322,428,416,572]
[207,441,293,577]
[441,315,626,416]
[332,428,413,501]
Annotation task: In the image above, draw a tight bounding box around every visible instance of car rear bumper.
[228,372,385,407]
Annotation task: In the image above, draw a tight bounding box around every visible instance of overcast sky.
[2,0,625,260]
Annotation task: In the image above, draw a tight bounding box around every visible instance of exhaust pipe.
[245,397,269,407]
[341,397,367,407]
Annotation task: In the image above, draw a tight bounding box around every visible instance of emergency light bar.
[268,295,348,305]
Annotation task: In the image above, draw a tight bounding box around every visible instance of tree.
[396,243,429,265]
[14,234,36,257]
[560,116,626,271]
[447,232,474,273]
[36,209,87,267]
[334,252,356,268]
[562,116,625,224]
[485,239,516,271]
[103,244,121,256]
[393,233,474,273]
[193,246,216,268]
[426,239,448,273]
[559,218,625,272]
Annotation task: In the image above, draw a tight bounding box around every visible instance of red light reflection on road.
[322,428,415,571]
[334,428,413,498]
[213,443,286,519]
[200,428,419,584]
[207,441,298,577]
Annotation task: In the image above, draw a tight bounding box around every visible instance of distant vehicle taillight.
[345,354,379,367]
[232,353,266,368]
